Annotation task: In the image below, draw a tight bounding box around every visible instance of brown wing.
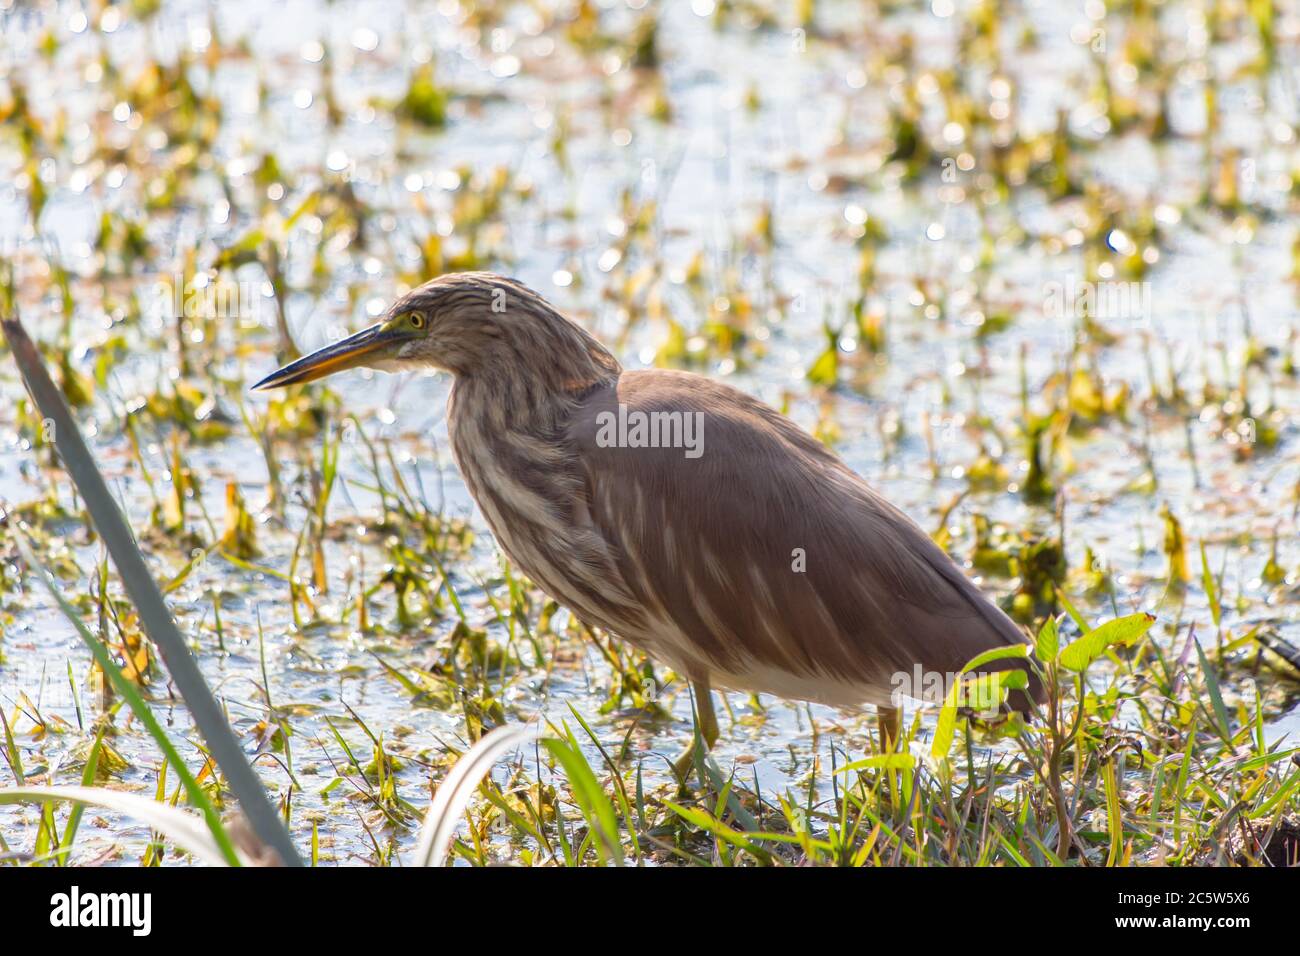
[567,369,1039,708]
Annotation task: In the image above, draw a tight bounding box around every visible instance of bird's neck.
[448,323,618,433]
[447,365,615,459]
[445,372,598,557]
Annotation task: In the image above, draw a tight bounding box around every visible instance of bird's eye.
[409,312,426,330]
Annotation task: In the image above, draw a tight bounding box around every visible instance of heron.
[254,272,1042,777]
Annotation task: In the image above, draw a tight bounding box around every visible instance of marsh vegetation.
[0,0,1298,866]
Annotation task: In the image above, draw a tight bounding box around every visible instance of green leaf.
[0,708,23,786]
[931,643,1034,760]
[961,643,1030,673]
[13,528,241,866]
[835,752,917,774]
[930,678,962,760]
[1057,612,1155,672]
[1194,642,1232,744]
[1035,615,1060,663]
[1199,542,1221,629]
[969,671,1025,711]
[661,800,772,863]
[57,726,105,864]
[542,734,623,866]
[565,703,642,859]
[1055,587,1091,633]
[805,334,839,386]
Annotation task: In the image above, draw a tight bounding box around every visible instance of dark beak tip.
[247,321,389,393]
[250,370,290,392]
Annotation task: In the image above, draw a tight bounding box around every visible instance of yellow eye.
[408,311,426,330]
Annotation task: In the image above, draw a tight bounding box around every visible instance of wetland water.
[0,0,1297,865]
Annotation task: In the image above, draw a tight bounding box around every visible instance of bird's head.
[252,272,619,392]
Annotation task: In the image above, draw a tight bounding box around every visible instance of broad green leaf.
[960,643,1030,674]
[1057,612,1155,671]
[965,671,1021,712]
[1035,615,1060,663]
[931,642,1036,760]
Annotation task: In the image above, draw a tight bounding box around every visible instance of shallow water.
[1,0,1297,864]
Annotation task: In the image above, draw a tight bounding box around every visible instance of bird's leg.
[672,679,719,783]
[696,681,720,749]
[876,705,904,809]
[877,705,902,753]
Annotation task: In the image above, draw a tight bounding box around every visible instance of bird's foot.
[672,679,719,788]
[672,741,704,789]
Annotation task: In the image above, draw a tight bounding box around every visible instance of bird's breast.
[447,396,647,639]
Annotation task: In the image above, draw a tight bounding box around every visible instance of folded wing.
[567,369,1039,707]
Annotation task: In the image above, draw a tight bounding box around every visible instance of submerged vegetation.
[0,0,1298,866]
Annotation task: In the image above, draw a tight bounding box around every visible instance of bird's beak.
[251,321,409,390]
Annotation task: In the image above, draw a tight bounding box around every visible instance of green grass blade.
[13,528,242,866]
[2,317,301,866]
[542,732,623,866]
